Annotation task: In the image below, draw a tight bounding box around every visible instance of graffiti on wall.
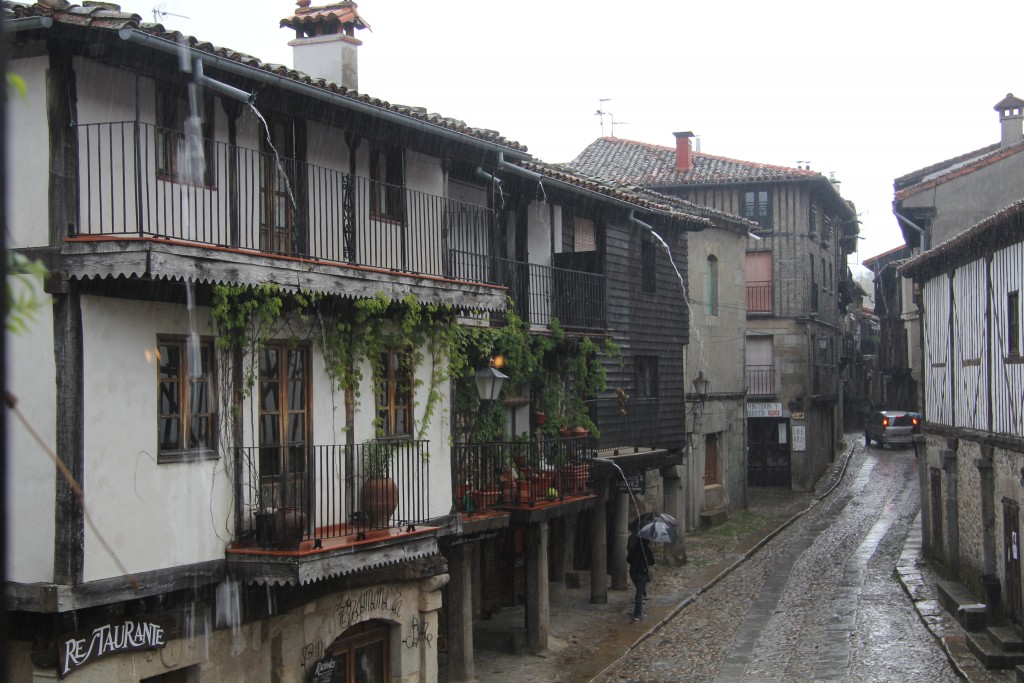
[337,586,403,630]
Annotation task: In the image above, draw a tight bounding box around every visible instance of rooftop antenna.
[152,3,190,23]
[595,99,610,137]
[609,114,628,138]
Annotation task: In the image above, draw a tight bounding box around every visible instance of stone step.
[937,579,989,632]
[968,634,1024,669]
[700,508,729,527]
[1015,663,1024,682]
[987,626,1024,652]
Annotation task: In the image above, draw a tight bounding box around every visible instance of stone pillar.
[526,521,550,652]
[445,544,474,682]
[590,478,608,604]
[661,464,687,565]
[419,574,450,683]
[916,435,932,556]
[611,489,630,590]
[942,449,960,579]
[977,446,997,577]
[552,515,577,589]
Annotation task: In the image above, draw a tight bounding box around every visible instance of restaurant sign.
[747,402,783,418]
[60,620,166,678]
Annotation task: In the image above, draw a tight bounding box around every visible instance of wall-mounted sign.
[747,402,783,418]
[60,620,165,678]
[791,412,805,420]
[793,425,807,452]
[617,470,646,495]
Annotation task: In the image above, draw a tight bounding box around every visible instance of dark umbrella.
[636,519,675,543]
[628,511,678,533]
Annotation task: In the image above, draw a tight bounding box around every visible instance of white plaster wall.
[6,273,57,583]
[73,57,136,126]
[6,55,50,250]
[80,296,232,581]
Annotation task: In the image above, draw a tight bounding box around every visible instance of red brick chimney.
[673,131,695,172]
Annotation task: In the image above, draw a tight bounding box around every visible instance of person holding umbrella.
[626,535,655,622]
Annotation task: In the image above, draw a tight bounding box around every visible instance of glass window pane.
[190,381,208,414]
[288,350,305,378]
[288,413,305,444]
[190,416,209,447]
[159,382,180,416]
[260,349,279,378]
[354,640,385,683]
[288,380,304,410]
[159,417,180,451]
[261,382,280,412]
[260,415,280,446]
[259,446,280,476]
[159,343,180,379]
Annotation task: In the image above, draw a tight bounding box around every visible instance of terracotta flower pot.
[362,477,398,529]
[272,507,306,550]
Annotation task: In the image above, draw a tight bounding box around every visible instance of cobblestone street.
[597,437,958,682]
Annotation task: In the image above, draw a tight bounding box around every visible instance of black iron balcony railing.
[75,121,492,279]
[746,280,773,313]
[452,436,595,512]
[235,440,430,549]
[747,364,775,396]
[490,257,605,331]
[584,397,661,452]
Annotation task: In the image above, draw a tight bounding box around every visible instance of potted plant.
[362,440,399,529]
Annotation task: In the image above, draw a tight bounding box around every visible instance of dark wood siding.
[602,214,688,450]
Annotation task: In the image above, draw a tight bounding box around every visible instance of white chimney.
[994,93,1024,148]
[281,1,370,92]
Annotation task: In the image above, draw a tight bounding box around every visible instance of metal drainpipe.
[893,210,928,250]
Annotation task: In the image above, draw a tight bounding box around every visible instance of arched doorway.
[310,621,390,683]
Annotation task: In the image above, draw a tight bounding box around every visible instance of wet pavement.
[466,435,1002,682]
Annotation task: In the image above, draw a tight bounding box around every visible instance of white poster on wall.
[793,425,806,452]
[778,423,787,444]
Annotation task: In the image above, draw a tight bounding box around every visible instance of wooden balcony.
[70,121,498,289]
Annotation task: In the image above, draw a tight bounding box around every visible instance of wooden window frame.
[321,621,390,682]
[257,343,311,511]
[635,355,659,398]
[706,255,719,316]
[157,335,218,463]
[742,188,772,229]
[370,143,405,223]
[155,85,216,188]
[377,350,414,437]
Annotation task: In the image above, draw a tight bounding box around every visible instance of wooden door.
[259,118,301,254]
[258,344,310,512]
[747,418,790,488]
[1004,499,1022,625]
[704,433,718,485]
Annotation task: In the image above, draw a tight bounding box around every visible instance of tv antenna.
[595,99,611,137]
[152,3,190,23]
[609,115,628,138]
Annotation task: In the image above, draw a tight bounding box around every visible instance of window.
[259,117,300,254]
[641,235,656,294]
[574,217,597,252]
[746,337,774,396]
[370,144,404,221]
[706,255,719,316]
[377,350,413,437]
[745,251,773,313]
[258,344,310,510]
[1010,291,1021,356]
[157,337,216,462]
[635,355,659,397]
[318,622,390,683]
[742,189,771,229]
[156,86,215,186]
[808,203,817,235]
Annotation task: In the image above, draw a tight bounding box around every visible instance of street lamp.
[474,365,508,403]
[692,371,711,401]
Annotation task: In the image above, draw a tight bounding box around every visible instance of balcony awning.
[40,239,509,312]
[226,531,440,586]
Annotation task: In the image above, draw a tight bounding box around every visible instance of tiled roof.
[280,1,371,35]
[894,141,1024,201]
[3,1,526,152]
[518,161,714,230]
[900,198,1024,278]
[564,137,818,187]
[861,243,911,269]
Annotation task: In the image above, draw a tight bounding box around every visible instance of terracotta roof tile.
[564,137,818,187]
[3,1,527,153]
[280,1,371,34]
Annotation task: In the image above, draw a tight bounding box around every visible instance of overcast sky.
[117,0,1023,270]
